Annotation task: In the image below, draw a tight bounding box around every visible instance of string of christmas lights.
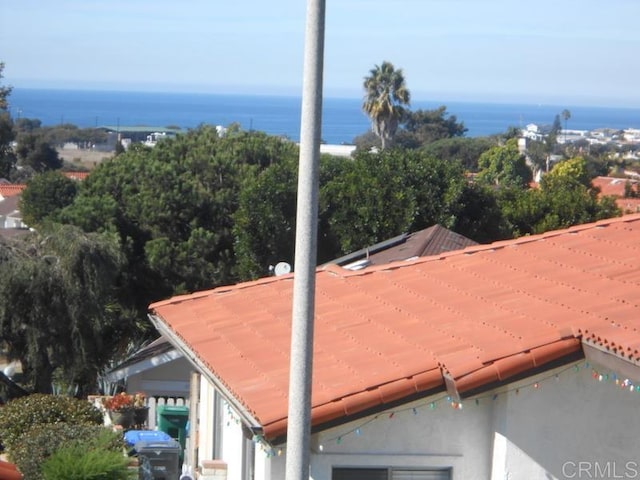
[225,360,639,457]
[319,361,640,448]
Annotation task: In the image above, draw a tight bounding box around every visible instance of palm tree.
[363,61,410,150]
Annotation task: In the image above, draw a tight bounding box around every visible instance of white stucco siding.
[265,396,495,480]
[220,407,246,480]
[494,362,640,480]
[206,359,640,480]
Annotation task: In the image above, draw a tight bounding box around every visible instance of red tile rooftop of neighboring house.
[62,171,90,181]
[329,224,478,269]
[592,176,640,214]
[0,185,26,198]
[591,176,637,196]
[150,214,640,441]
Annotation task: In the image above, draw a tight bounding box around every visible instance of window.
[332,467,452,480]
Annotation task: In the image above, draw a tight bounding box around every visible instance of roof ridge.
[319,214,640,278]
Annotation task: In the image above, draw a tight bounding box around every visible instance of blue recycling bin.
[124,430,172,446]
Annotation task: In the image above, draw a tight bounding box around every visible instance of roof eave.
[582,339,640,382]
[104,348,183,382]
[147,313,264,435]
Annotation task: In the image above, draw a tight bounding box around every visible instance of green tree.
[20,171,79,227]
[421,136,494,172]
[498,172,619,237]
[14,117,42,134]
[363,61,410,150]
[61,126,297,316]
[233,157,299,279]
[448,182,509,243]
[396,106,467,148]
[561,109,571,143]
[550,114,562,138]
[320,149,468,253]
[477,139,533,188]
[547,156,591,187]
[0,225,128,395]
[15,132,63,173]
[0,62,11,111]
[0,62,15,179]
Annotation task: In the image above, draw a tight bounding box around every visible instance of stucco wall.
[493,362,640,479]
[259,360,640,480]
[204,359,640,480]
[308,394,492,480]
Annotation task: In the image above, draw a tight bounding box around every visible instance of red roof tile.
[62,171,90,181]
[592,176,637,197]
[0,185,26,198]
[150,214,640,440]
[329,225,478,268]
[591,176,640,214]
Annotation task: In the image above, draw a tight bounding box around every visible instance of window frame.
[332,466,453,480]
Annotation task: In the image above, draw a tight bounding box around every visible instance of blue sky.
[1,0,639,106]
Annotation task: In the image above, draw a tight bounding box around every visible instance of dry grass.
[57,148,114,170]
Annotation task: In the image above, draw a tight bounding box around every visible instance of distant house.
[62,171,90,181]
[0,184,26,200]
[0,187,28,236]
[327,224,478,270]
[104,336,192,429]
[591,176,640,214]
[149,214,640,480]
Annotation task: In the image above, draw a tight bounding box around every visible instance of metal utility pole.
[285,0,325,479]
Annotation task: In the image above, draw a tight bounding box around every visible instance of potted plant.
[133,392,149,426]
[103,393,135,429]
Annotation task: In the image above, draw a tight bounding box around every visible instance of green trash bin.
[156,405,189,465]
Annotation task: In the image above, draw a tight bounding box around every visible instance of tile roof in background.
[328,225,478,269]
[0,185,26,198]
[150,214,640,441]
[592,176,637,197]
[62,171,90,181]
[592,176,640,214]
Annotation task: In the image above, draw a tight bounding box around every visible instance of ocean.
[8,88,640,145]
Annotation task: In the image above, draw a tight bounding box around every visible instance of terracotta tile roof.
[592,176,637,197]
[591,176,640,214]
[0,185,26,198]
[62,171,90,181]
[149,214,640,441]
[328,225,478,269]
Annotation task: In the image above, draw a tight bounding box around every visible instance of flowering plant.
[133,392,146,408]
[103,393,135,412]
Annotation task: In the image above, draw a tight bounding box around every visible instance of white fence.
[90,395,188,430]
[145,396,188,430]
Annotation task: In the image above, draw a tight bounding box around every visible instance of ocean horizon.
[8,88,640,145]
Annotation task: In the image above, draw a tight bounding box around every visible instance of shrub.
[41,428,133,480]
[42,444,134,480]
[0,394,102,453]
[10,424,125,480]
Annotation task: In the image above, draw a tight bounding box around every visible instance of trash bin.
[124,429,172,447]
[134,439,181,480]
[156,405,189,464]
